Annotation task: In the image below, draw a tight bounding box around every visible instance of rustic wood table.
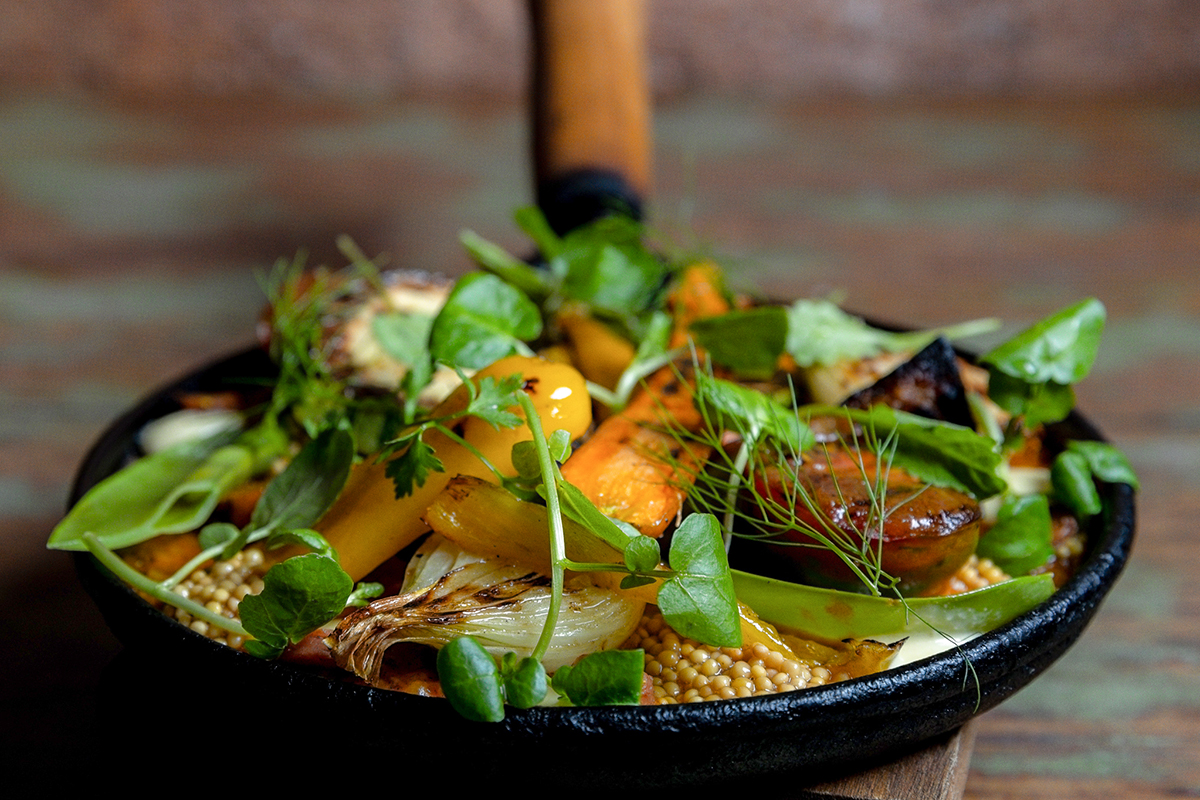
[1,92,1196,795]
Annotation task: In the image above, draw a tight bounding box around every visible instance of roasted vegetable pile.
[50,214,1138,719]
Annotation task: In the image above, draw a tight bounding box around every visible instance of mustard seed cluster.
[942,554,1011,594]
[625,609,840,704]
[170,546,268,650]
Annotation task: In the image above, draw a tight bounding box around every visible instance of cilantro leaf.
[463,373,525,430]
[384,436,443,498]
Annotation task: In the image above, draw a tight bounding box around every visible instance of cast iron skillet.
[69,2,1134,783]
[70,341,1134,786]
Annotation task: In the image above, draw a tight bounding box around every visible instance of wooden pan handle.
[530,0,651,232]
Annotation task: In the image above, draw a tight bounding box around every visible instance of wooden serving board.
[792,723,977,800]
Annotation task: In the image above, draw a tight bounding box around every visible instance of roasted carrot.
[559,262,728,537]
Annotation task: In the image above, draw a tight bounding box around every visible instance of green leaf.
[437,636,506,722]
[977,493,1055,575]
[623,534,662,574]
[246,427,355,541]
[551,480,641,552]
[266,528,338,561]
[460,229,552,300]
[514,206,563,260]
[1051,450,1103,519]
[731,569,1055,640]
[689,306,789,378]
[198,522,240,551]
[786,298,999,368]
[1065,440,1139,490]
[500,652,548,709]
[371,310,436,370]
[557,216,666,316]
[239,552,354,652]
[384,436,444,498]
[48,431,260,552]
[463,374,525,430]
[842,405,1007,498]
[551,649,645,707]
[430,273,542,369]
[986,371,1076,428]
[346,581,384,607]
[657,514,741,647]
[981,298,1106,386]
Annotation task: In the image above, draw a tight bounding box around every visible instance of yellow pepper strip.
[556,302,637,391]
[317,356,592,581]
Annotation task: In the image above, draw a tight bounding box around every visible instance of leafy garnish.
[656,514,742,647]
[240,549,354,659]
[689,306,789,378]
[430,273,542,369]
[786,298,999,368]
[976,493,1054,575]
[980,298,1105,430]
[48,424,285,552]
[552,649,645,707]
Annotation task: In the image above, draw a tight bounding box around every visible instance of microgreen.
[552,649,646,706]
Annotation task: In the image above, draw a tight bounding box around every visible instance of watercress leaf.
[385,436,444,498]
[239,553,354,652]
[1066,440,1139,490]
[500,653,548,709]
[623,534,662,574]
[620,574,657,590]
[658,513,741,647]
[198,522,240,551]
[244,639,286,659]
[689,306,789,378]
[558,217,666,315]
[371,309,435,370]
[430,273,542,369]
[977,493,1055,575]
[510,440,543,482]
[980,298,1106,386]
[250,427,355,535]
[1051,450,1103,519]
[460,229,552,299]
[48,432,255,552]
[551,649,645,707]
[464,374,525,430]
[546,429,573,464]
[437,636,506,722]
[731,569,1055,640]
